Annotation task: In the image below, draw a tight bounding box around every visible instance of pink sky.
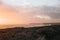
[0,1,60,25]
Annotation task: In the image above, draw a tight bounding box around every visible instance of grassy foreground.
[0,25,60,40]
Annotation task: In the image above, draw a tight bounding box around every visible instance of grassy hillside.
[0,25,60,40]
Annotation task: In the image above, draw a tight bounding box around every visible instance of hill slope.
[0,25,60,40]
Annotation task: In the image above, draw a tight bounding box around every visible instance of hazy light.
[0,17,6,24]
[36,15,51,20]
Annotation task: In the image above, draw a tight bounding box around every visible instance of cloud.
[18,5,60,23]
[31,5,60,19]
[35,15,51,20]
[0,1,60,24]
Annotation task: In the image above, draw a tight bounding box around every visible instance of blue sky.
[2,0,60,6]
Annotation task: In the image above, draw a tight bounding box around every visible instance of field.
[0,25,60,40]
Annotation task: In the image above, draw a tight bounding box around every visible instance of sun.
[0,18,6,24]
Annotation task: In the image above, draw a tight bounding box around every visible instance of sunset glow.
[0,17,6,24]
[0,0,59,26]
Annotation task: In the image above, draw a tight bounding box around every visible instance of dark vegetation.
[0,25,60,40]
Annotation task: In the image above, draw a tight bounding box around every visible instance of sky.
[0,0,60,27]
[2,0,60,6]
